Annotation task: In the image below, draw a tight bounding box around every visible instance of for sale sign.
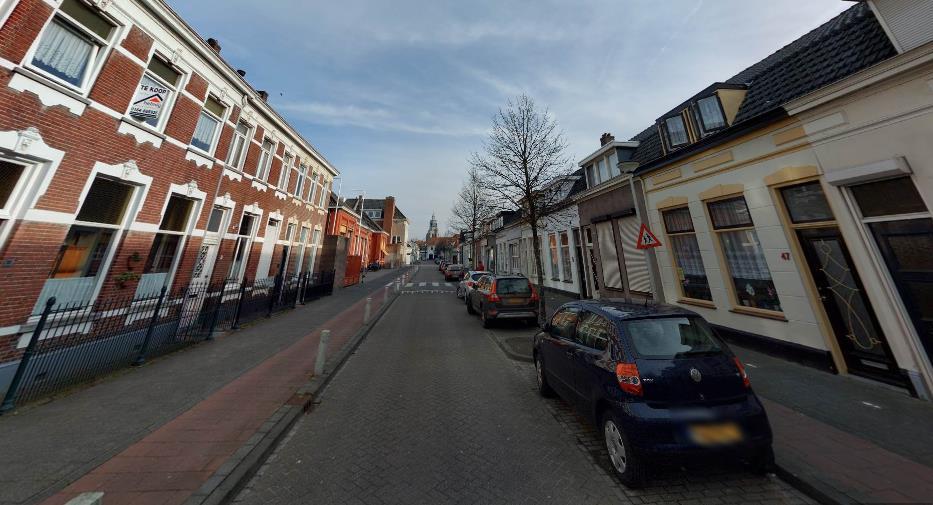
[129,81,169,120]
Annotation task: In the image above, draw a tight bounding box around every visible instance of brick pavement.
[0,267,407,505]
[234,269,810,504]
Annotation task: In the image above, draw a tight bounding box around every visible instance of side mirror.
[541,322,552,333]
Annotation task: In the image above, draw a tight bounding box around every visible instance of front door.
[797,227,904,385]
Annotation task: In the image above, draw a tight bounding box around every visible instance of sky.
[167,0,850,239]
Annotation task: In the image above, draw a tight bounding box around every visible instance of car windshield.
[470,273,486,281]
[496,278,531,295]
[624,317,722,359]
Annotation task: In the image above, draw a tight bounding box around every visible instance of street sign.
[635,223,662,250]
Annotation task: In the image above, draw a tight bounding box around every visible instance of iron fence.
[0,270,336,413]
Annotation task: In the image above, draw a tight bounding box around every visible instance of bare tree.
[469,94,572,320]
[449,166,495,267]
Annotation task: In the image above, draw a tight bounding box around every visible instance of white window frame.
[278,153,292,191]
[229,209,260,282]
[125,54,182,132]
[293,164,307,197]
[317,178,329,208]
[664,114,689,148]
[226,120,252,170]
[295,226,310,273]
[135,188,203,297]
[23,0,119,94]
[256,138,275,182]
[190,95,226,155]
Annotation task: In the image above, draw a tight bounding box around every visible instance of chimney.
[258,90,269,102]
[383,196,396,239]
[236,69,246,77]
[206,38,221,53]
[600,132,615,146]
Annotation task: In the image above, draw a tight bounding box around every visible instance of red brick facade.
[0,0,337,363]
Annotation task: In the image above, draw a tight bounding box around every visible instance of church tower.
[426,212,439,240]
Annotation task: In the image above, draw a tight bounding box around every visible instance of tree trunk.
[528,207,547,323]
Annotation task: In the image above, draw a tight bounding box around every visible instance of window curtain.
[670,234,705,277]
[719,230,772,280]
[698,97,726,130]
[33,21,93,85]
[192,112,218,150]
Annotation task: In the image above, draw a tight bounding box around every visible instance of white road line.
[432,282,439,287]
[445,283,451,287]
[419,282,426,287]
[405,283,413,287]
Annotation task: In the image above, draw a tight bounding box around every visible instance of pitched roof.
[628,2,895,172]
[343,197,408,221]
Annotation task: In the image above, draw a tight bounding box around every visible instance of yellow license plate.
[503,298,526,305]
[689,423,743,446]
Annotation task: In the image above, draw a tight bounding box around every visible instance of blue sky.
[167,0,849,239]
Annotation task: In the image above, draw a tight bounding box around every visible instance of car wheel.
[602,413,647,488]
[466,297,476,315]
[481,307,492,328]
[534,356,555,398]
[748,446,775,475]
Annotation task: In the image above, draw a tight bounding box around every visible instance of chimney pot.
[600,132,615,146]
[236,69,246,77]
[258,90,269,101]
[206,38,221,53]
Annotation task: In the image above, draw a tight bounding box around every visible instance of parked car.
[457,270,490,299]
[532,300,774,487]
[438,261,447,272]
[466,275,538,327]
[443,264,464,282]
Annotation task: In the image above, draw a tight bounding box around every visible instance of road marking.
[861,401,882,409]
[419,282,426,287]
[405,283,413,287]
[445,283,452,287]
[432,282,439,287]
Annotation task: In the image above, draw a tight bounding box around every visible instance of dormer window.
[664,115,689,147]
[696,95,726,133]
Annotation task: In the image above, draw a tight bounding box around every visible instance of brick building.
[326,194,381,286]
[0,0,337,365]
[344,196,411,267]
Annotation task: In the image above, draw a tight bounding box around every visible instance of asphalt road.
[234,264,810,504]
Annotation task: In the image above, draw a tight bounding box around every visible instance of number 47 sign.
[636,223,662,250]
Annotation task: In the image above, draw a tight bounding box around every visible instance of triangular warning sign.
[636,223,662,250]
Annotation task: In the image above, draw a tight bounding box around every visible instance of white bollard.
[314,330,331,375]
[384,285,389,304]
[364,297,372,324]
[65,493,103,505]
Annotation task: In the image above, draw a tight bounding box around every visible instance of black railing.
[0,270,336,413]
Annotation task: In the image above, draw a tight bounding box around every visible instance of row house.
[583,1,932,398]
[0,1,336,373]
[326,194,380,286]
[346,196,411,267]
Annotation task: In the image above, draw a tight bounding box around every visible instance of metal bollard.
[364,297,372,324]
[384,285,389,304]
[314,330,331,376]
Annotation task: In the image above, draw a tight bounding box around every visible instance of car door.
[572,311,615,415]
[471,276,489,312]
[539,307,581,400]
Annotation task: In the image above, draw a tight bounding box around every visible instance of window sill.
[11,66,91,115]
[678,298,716,309]
[118,118,166,147]
[729,306,787,321]
[185,147,216,169]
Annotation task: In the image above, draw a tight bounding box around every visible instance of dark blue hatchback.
[532,300,774,487]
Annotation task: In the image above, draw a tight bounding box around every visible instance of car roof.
[560,298,699,321]
[489,275,527,280]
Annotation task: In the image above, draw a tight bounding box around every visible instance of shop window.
[226,121,251,169]
[780,182,835,224]
[191,96,225,153]
[663,206,711,301]
[29,0,115,90]
[129,56,181,129]
[256,138,275,181]
[708,196,781,312]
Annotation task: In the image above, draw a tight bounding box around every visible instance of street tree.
[469,94,572,320]
[449,166,495,267]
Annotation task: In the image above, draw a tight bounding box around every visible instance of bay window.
[30,0,115,90]
[662,206,712,301]
[707,196,781,312]
[129,56,180,129]
[191,95,225,153]
[256,138,274,181]
[226,121,251,169]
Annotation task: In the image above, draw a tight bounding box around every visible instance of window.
[129,57,180,129]
[780,182,835,224]
[0,160,26,228]
[307,170,318,202]
[664,115,688,147]
[597,158,609,183]
[226,121,250,169]
[708,196,781,312]
[318,179,329,207]
[496,278,531,295]
[30,0,115,89]
[229,212,257,280]
[50,178,134,279]
[278,154,292,190]
[205,206,225,233]
[549,308,580,339]
[509,242,519,273]
[576,312,611,351]
[138,195,194,295]
[624,317,721,359]
[586,164,597,187]
[695,95,726,133]
[548,233,559,280]
[850,176,928,218]
[295,226,310,273]
[308,228,322,273]
[256,138,274,181]
[293,164,307,197]
[560,232,572,282]
[191,96,225,153]
[662,207,711,301]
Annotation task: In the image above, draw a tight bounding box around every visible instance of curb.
[486,331,533,363]
[773,465,842,505]
[185,274,407,505]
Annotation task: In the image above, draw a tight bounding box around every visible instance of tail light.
[467,281,474,288]
[615,362,643,396]
[486,281,501,302]
[733,357,751,388]
[530,285,539,302]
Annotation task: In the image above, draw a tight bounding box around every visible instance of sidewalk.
[0,267,410,505]
[487,327,933,504]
